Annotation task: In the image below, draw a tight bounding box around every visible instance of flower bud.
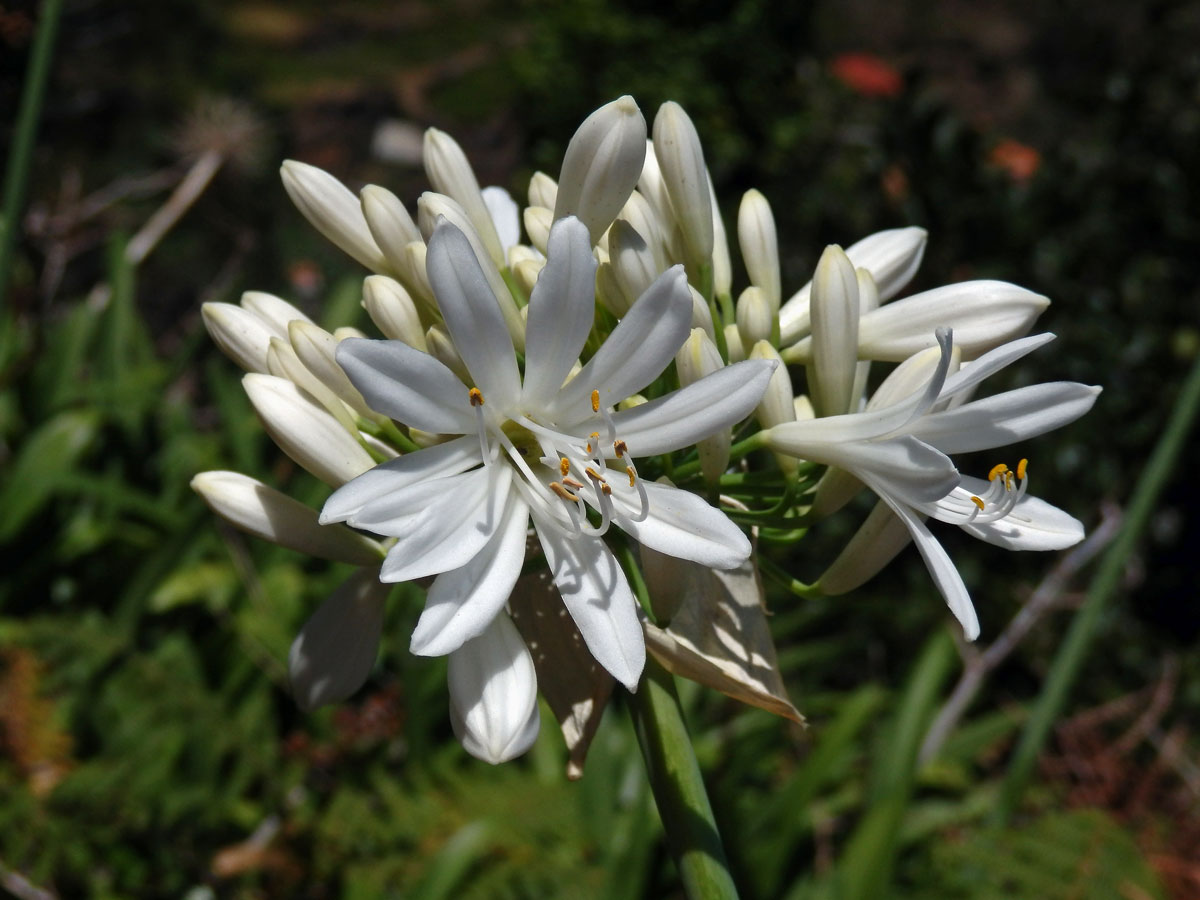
[675,328,729,483]
[688,284,715,341]
[512,257,544,300]
[192,471,383,565]
[710,175,732,299]
[738,189,780,311]
[288,320,374,420]
[750,341,798,475]
[724,322,746,363]
[806,245,860,417]
[361,184,422,274]
[401,241,435,304]
[595,262,631,318]
[608,219,659,308]
[652,102,714,275]
[240,291,313,335]
[202,302,274,372]
[425,325,471,384]
[736,286,773,348]
[243,373,374,486]
[266,337,359,433]
[554,95,647,245]
[779,226,928,344]
[481,186,520,254]
[423,128,505,266]
[528,171,558,210]
[363,275,427,349]
[522,206,553,256]
[618,190,669,269]
[448,612,540,764]
[281,160,389,273]
[289,569,390,711]
[817,501,912,595]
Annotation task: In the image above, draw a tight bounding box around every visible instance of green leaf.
[0,408,99,541]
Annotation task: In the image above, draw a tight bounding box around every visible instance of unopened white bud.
[402,241,434,304]
[512,257,544,300]
[192,471,383,565]
[554,95,648,245]
[750,340,798,475]
[806,245,860,417]
[618,190,669,269]
[595,262,631,318]
[266,337,358,433]
[240,291,313,335]
[528,171,558,210]
[288,320,374,420]
[724,322,746,363]
[652,102,714,274]
[608,219,659,310]
[710,175,732,298]
[289,569,390,711]
[736,286,773,348]
[817,501,912,595]
[448,612,540,764]
[281,160,389,273]
[202,302,274,373]
[243,373,374,486]
[522,206,553,256]
[738,189,780,311]
[688,284,715,341]
[426,325,471,384]
[361,185,422,275]
[481,186,520,254]
[675,328,729,482]
[423,128,505,266]
[362,275,427,349]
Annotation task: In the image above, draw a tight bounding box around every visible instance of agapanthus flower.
[320,215,775,698]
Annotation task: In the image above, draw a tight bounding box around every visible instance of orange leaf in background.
[830,52,903,98]
[989,139,1042,182]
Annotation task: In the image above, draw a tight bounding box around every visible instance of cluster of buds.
[196,96,1098,765]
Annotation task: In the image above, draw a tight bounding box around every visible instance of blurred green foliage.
[2,0,1197,896]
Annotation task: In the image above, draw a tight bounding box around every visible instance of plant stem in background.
[0,0,64,307]
[994,351,1200,824]
[124,149,225,265]
[630,656,740,900]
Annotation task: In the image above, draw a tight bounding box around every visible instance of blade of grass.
[995,352,1200,823]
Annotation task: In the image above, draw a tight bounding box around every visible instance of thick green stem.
[0,0,64,306]
[672,432,766,482]
[994,353,1200,823]
[630,656,739,900]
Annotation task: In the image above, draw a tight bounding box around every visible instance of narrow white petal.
[410,493,530,657]
[448,611,540,764]
[936,332,1056,401]
[613,482,750,570]
[523,217,598,408]
[605,359,776,457]
[289,569,389,711]
[335,338,475,435]
[374,466,512,583]
[193,471,383,565]
[955,476,1085,550]
[878,494,980,640]
[536,524,645,690]
[908,383,1101,454]
[482,186,521,252]
[552,265,693,419]
[425,222,521,406]
[320,435,480,523]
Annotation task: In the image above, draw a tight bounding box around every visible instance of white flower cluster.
[195,96,1098,764]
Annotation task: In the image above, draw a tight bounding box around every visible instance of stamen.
[472,402,490,467]
[586,431,600,454]
[601,484,612,496]
[614,439,628,457]
[626,466,636,487]
[563,476,585,490]
[988,462,1009,482]
[598,406,617,446]
[970,496,985,510]
[1017,458,1028,480]
[1005,471,1014,492]
[559,456,570,477]
[549,481,579,502]
[585,466,606,483]
[591,389,600,413]
[468,387,484,406]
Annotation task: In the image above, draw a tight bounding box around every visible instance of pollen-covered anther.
[601,484,612,496]
[469,387,485,406]
[613,439,628,457]
[559,456,570,476]
[563,476,585,490]
[970,495,985,510]
[549,481,579,502]
[590,389,600,413]
[626,466,636,486]
[584,466,606,483]
[1017,458,1028,480]
[1005,471,1014,491]
[988,462,1009,482]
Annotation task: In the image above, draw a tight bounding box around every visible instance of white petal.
[878,495,980,641]
[193,471,383,565]
[410,493,530,656]
[482,186,521,252]
[613,482,750,570]
[335,338,475,435]
[535,524,645,690]
[448,611,540,764]
[953,476,1085,550]
[551,265,693,420]
[606,359,775,457]
[936,332,1056,401]
[425,222,521,406]
[289,569,389,711]
[364,467,509,584]
[907,383,1101,454]
[320,435,481,523]
[523,217,598,408]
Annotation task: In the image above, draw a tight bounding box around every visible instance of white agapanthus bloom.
[321,215,775,699]
[763,329,1100,639]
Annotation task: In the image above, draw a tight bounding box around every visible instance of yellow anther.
[626,466,636,487]
[970,495,986,511]
[613,439,628,457]
[559,457,570,477]
[563,476,584,490]
[1005,471,1014,491]
[1017,458,1028,480]
[601,483,612,496]
[468,387,484,407]
[591,390,600,413]
[586,431,600,454]
[585,466,606,483]
[988,462,1009,482]
[549,481,579,502]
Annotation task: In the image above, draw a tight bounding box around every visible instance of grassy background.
[2,0,1198,896]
